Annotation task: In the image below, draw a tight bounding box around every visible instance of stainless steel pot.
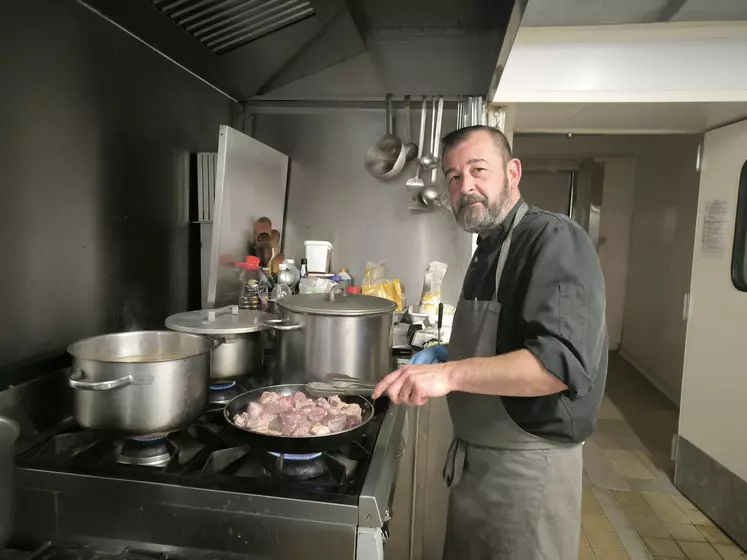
[165,306,274,381]
[0,416,19,549]
[67,330,214,436]
[266,290,396,383]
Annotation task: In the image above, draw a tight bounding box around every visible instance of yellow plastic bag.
[361,262,405,312]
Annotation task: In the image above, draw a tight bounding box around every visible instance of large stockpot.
[166,306,274,381]
[0,416,19,549]
[266,291,397,383]
[67,331,214,436]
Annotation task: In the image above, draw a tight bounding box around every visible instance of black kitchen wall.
[0,0,237,375]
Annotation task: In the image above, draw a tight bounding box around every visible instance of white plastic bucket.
[304,240,333,273]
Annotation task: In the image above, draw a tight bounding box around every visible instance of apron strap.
[443,438,468,487]
[494,201,528,296]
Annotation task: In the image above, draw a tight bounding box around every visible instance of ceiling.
[511,101,747,134]
[522,0,747,26]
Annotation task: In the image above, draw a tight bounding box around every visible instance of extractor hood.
[80,0,527,101]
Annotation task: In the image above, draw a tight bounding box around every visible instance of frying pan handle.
[264,319,302,332]
[69,368,134,391]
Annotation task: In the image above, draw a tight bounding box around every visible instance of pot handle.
[211,336,227,350]
[69,368,134,391]
[264,319,302,332]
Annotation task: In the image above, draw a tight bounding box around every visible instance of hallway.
[580,354,745,559]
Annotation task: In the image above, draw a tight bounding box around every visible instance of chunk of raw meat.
[247,402,264,419]
[237,391,363,437]
[342,403,362,417]
[310,423,331,436]
[281,410,302,436]
[265,396,292,415]
[322,413,347,433]
[259,392,280,407]
[292,420,313,436]
[306,407,326,422]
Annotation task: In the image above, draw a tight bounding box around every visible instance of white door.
[678,120,747,519]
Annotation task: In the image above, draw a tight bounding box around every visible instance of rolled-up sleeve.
[521,221,607,400]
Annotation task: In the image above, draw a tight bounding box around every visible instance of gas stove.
[10,376,406,560]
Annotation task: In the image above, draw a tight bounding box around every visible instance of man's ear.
[507,158,522,191]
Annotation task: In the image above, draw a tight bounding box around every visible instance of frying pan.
[224,384,375,454]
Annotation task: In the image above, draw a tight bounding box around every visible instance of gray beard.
[454,184,512,233]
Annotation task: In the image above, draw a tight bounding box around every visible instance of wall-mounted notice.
[701,200,729,257]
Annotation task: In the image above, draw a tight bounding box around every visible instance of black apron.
[443,203,583,560]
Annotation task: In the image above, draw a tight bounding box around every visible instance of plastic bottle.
[284,259,301,291]
[271,264,293,301]
[337,268,353,289]
[300,258,308,278]
[235,256,262,310]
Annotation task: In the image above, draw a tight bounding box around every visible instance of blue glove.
[409,344,448,365]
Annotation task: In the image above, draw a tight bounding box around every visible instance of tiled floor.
[580,353,746,560]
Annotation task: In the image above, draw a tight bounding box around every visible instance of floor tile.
[614,525,648,552]
[605,450,658,480]
[587,530,626,551]
[628,478,681,496]
[594,487,618,506]
[696,525,732,544]
[602,504,634,531]
[594,549,631,560]
[613,490,647,506]
[642,493,690,524]
[664,523,706,543]
[685,510,714,527]
[584,498,606,515]
[620,503,655,519]
[670,496,698,512]
[583,513,615,533]
[676,541,720,560]
[580,546,598,560]
[630,515,672,539]
[581,528,590,547]
[644,537,685,558]
[627,551,654,560]
[713,544,747,559]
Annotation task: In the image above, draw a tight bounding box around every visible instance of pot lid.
[166,306,275,335]
[278,293,397,316]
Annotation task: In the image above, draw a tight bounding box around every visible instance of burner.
[209,381,238,405]
[263,451,326,480]
[117,435,172,467]
[268,452,323,461]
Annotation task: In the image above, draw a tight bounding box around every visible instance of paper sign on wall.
[701,200,729,257]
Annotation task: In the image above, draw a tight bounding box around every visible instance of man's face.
[442,130,521,233]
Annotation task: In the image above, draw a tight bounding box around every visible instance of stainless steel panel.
[359,401,407,528]
[207,125,288,308]
[250,107,474,309]
[0,0,235,374]
[16,469,359,557]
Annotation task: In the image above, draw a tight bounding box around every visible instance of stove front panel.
[15,469,358,560]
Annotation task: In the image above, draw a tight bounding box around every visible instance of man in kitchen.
[372,125,608,559]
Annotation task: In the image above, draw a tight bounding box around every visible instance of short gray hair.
[441,125,513,166]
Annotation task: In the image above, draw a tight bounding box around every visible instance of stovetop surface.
[16,379,390,506]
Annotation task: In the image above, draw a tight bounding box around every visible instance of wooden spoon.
[254,217,271,239]
[270,229,281,252]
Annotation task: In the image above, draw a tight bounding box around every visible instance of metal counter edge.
[357,402,407,528]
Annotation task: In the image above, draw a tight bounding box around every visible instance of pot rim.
[278,293,397,317]
[67,330,213,363]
